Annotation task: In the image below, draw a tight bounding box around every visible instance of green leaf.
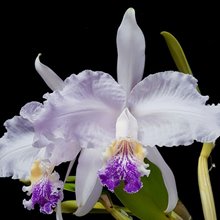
[160,31,192,74]
[161,31,200,93]
[64,183,75,192]
[114,159,170,220]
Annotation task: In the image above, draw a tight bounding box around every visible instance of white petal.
[116,108,138,139]
[146,146,178,212]
[48,139,81,166]
[75,179,102,216]
[33,70,126,149]
[35,54,65,91]
[20,101,43,122]
[117,8,145,95]
[20,101,80,166]
[64,160,77,182]
[56,203,63,220]
[0,116,45,179]
[75,148,103,215]
[128,71,220,146]
[20,101,52,148]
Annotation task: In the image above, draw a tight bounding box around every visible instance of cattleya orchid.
[0,7,220,219]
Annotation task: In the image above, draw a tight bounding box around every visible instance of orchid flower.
[1,7,220,219]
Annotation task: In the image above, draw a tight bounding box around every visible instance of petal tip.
[126,7,135,14]
[35,53,42,68]
[124,7,136,20]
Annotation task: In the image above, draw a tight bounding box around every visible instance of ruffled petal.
[20,102,81,166]
[35,54,65,91]
[128,71,220,146]
[75,148,103,216]
[146,146,178,212]
[0,116,45,179]
[33,70,126,149]
[20,101,43,123]
[117,8,145,96]
[47,139,81,166]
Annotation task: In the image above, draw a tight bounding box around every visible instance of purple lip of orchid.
[28,177,63,214]
[98,138,150,193]
[22,161,64,214]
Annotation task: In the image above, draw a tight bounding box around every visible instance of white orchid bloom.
[1,7,220,219]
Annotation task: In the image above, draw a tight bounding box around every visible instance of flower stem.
[198,143,216,220]
[99,194,132,220]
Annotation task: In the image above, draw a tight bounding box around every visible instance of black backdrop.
[0,1,219,219]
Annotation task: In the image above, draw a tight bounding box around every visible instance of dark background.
[0,1,219,219]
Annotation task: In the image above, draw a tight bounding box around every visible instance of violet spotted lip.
[98,109,150,194]
[22,161,64,214]
[23,177,62,214]
[98,138,150,193]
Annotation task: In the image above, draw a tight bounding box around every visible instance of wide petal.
[32,70,126,149]
[20,101,81,166]
[128,71,220,147]
[75,148,103,216]
[35,54,65,91]
[117,8,145,96]
[146,146,178,212]
[0,116,45,179]
[48,139,81,166]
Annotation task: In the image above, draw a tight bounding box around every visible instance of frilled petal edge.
[31,70,126,149]
[129,71,220,147]
[20,101,81,166]
[0,116,45,179]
